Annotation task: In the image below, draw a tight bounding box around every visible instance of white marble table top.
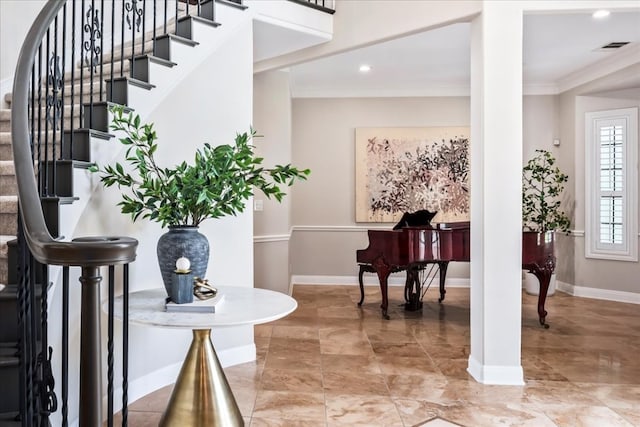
[113,286,297,329]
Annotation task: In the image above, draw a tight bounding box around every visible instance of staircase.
[0,80,20,427]
[0,1,251,425]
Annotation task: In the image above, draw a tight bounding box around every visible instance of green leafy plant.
[89,106,310,227]
[522,149,571,233]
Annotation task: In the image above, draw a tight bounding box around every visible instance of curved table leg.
[438,261,449,303]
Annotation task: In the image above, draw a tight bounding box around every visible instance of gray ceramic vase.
[157,226,209,295]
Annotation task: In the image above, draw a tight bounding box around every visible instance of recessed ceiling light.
[359,64,371,73]
[592,9,610,19]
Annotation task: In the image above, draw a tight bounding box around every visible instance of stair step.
[0,162,16,196]
[0,196,17,214]
[153,33,199,61]
[0,348,17,358]
[176,14,220,40]
[130,54,178,83]
[218,0,249,10]
[106,76,155,105]
[0,236,14,286]
[0,412,20,427]
[0,197,17,238]
[0,108,11,132]
[0,355,17,368]
[0,354,19,413]
[1,130,67,162]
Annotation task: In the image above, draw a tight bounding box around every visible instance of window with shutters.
[585,107,638,261]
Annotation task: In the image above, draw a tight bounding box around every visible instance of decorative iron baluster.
[70,0,76,159]
[122,264,130,426]
[36,346,57,421]
[126,0,143,83]
[110,0,115,100]
[43,30,51,196]
[45,55,63,131]
[107,265,115,427]
[125,0,143,32]
[88,1,97,128]
[16,216,32,427]
[83,3,102,74]
[61,3,67,158]
[37,263,56,423]
[62,266,69,427]
[99,0,105,99]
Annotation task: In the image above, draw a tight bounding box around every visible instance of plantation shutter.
[597,119,625,248]
[585,107,638,262]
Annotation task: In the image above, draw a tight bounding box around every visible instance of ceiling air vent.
[600,41,630,49]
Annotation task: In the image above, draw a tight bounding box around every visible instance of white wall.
[253,70,294,294]
[285,95,563,284]
[0,0,47,102]
[255,0,481,73]
[46,20,255,426]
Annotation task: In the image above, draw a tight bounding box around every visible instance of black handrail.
[12,1,138,267]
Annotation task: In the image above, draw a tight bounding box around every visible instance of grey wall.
[253,70,294,294]
[286,95,574,285]
[290,97,472,279]
[559,64,640,294]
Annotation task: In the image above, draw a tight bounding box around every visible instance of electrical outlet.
[254,199,263,211]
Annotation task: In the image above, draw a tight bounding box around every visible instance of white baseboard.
[291,274,470,288]
[557,280,640,304]
[292,276,638,305]
[467,356,525,386]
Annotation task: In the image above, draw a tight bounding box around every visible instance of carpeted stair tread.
[0,235,14,253]
[0,197,17,214]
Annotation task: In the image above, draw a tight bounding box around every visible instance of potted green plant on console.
[522,149,571,295]
[90,106,310,294]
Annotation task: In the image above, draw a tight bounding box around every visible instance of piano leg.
[438,262,449,303]
[372,258,392,320]
[357,265,367,306]
[404,266,423,311]
[528,260,554,328]
[530,270,551,328]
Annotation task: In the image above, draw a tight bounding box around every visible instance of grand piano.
[356,222,556,327]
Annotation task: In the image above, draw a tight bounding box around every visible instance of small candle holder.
[171,257,194,304]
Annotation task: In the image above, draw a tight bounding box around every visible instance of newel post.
[79,266,103,426]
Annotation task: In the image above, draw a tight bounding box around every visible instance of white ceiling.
[286,10,640,97]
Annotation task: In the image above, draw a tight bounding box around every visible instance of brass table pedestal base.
[159,329,244,427]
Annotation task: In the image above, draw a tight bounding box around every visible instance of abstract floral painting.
[355,127,470,223]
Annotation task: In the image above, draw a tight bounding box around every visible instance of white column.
[468,1,524,385]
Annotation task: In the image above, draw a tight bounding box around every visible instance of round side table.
[115,286,296,427]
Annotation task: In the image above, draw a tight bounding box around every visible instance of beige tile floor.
[122,285,640,426]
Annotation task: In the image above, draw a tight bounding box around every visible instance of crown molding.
[523,83,560,95]
[557,43,640,94]
[290,85,471,99]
